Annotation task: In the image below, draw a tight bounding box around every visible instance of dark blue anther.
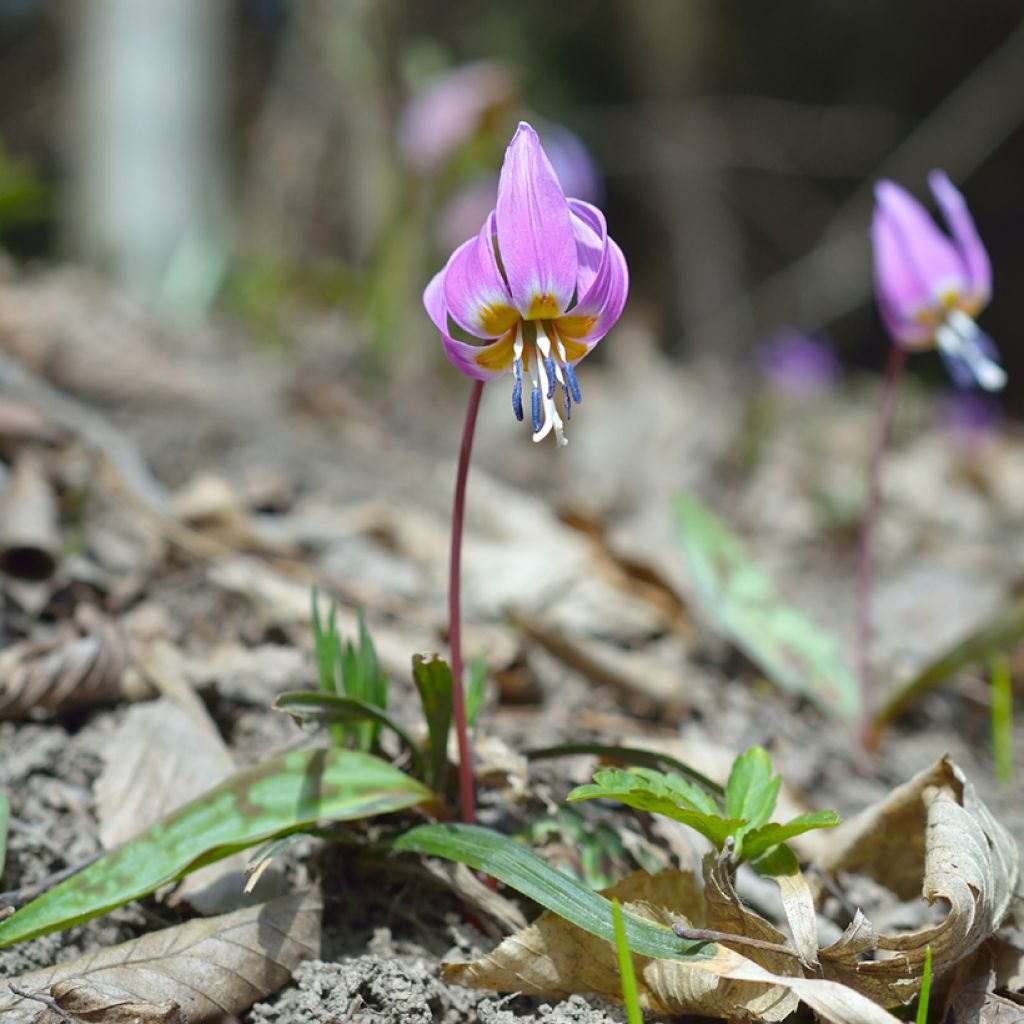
[564,362,582,404]
[562,382,572,420]
[512,358,524,421]
[531,386,542,432]
[544,355,557,399]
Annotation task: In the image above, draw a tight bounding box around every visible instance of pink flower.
[872,171,1005,391]
[397,61,517,175]
[424,122,628,445]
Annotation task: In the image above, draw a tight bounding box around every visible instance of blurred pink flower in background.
[424,122,627,445]
[754,329,841,397]
[872,171,1005,391]
[397,60,517,175]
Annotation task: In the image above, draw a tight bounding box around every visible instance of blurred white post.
[67,0,231,313]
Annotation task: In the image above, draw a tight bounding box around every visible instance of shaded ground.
[0,269,1021,1022]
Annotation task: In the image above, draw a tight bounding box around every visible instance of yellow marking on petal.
[555,313,598,340]
[526,294,561,320]
[479,303,519,337]
[551,324,589,363]
[474,325,520,373]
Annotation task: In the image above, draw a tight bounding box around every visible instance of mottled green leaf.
[412,654,454,791]
[673,494,860,720]
[0,749,431,947]
[568,767,739,850]
[394,823,712,961]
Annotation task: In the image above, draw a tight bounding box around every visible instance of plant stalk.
[449,380,484,824]
[857,344,907,745]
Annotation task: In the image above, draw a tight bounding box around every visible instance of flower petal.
[496,122,578,319]
[442,212,519,338]
[423,269,508,381]
[556,204,628,351]
[568,199,606,299]
[873,180,966,315]
[929,170,992,312]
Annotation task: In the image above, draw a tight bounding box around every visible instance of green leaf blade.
[743,811,841,862]
[568,768,740,850]
[0,748,431,948]
[394,823,713,962]
[412,654,455,792]
[673,494,860,721]
[725,747,780,827]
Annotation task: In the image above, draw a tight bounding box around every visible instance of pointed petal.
[568,199,606,298]
[929,170,992,310]
[873,180,966,317]
[424,269,508,381]
[554,200,628,352]
[496,122,577,319]
[442,212,519,338]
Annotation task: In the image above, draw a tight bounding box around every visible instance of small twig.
[0,849,104,908]
[8,984,75,1022]
[671,924,801,959]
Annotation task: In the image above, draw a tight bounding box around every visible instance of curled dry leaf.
[444,758,1017,1021]
[0,889,321,1024]
[0,605,154,721]
[815,756,1020,1006]
[445,868,900,1022]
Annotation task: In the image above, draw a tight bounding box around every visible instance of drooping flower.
[872,171,1005,391]
[424,122,628,446]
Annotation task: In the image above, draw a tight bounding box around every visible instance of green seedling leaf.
[0,748,431,948]
[525,742,724,797]
[673,494,860,721]
[568,767,740,851]
[274,692,425,780]
[874,595,1024,737]
[611,898,644,1024]
[466,656,487,727]
[991,654,1014,785]
[725,747,780,827]
[311,589,345,746]
[412,654,454,792]
[341,610,388,751]
[744,811,842,864]
[394,823,713,962]
[916,945,933,1024]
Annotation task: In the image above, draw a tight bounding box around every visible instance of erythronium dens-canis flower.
[425,121,628,445]
[872,171,1005,392]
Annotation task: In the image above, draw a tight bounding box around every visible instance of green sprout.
[569,746,840,872]
[612,898,644,1024]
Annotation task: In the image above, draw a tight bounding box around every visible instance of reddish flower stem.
[448,379,484,824]
[856,344,907,746]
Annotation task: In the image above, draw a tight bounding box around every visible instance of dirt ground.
[0,269,1021,1022]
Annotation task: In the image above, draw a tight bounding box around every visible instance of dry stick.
[671,924,801,959]
[856,345,907,746]
[448,380,484,825]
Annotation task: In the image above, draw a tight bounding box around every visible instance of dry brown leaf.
[0,889,321,1024]
[96,640,290,914]
[25,980,185,1023]
[444,868,905,1022]
[0,606,153,721]
[445,758,1017,1020]
[816,757,1020,1006]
